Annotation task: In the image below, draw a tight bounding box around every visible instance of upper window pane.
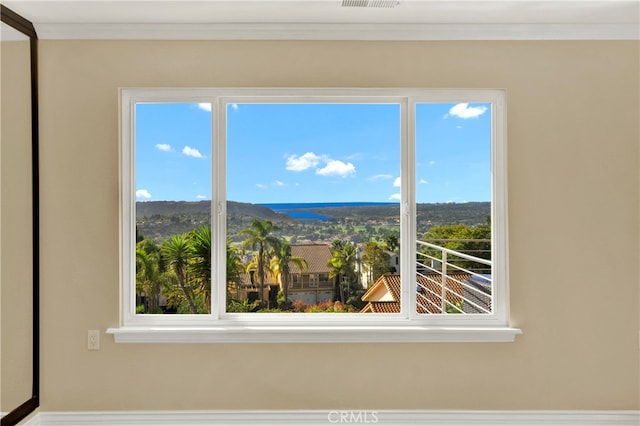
[225,103,401,313]
[415,102,493,315]
[134,103,212,314]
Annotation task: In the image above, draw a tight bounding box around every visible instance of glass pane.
[134,103,212,314]
[415,103,493,314]
[226,103,400,313]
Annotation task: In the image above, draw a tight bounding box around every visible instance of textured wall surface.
[1,39,34,412]
[33,40,639,411]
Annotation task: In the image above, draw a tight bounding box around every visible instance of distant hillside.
[136,200,490,243]
[227,201,290,221]
[417,202,490,226]
[137,201,209,217]
[137,200,287,221]
[312,201,490,226]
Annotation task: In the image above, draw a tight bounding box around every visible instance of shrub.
[226,298,258,312]
[276,290,294,311]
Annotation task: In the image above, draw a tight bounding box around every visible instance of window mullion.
[491,93,509,324]
[400,98,415,319]
[213,97,225,321]
[123,93,136,325]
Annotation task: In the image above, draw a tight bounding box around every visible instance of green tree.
[421,224,491,273]
[270,240,308,301]
[162,234,198,314]
[240,218,281,303]
[362,240,392,284]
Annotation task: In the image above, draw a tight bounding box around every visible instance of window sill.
[106,325,522,343]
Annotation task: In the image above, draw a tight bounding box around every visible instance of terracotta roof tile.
[416,273,469,314]
[367,301,401,313]
[360,273,473,314]
[360,274,400,301]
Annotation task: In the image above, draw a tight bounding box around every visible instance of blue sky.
[135,101,490,204]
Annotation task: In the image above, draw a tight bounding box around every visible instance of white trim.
[34,23,639,41]
[106,325,521,343]
[25,410,640,425]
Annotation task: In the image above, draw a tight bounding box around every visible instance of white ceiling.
[2,0,639,40]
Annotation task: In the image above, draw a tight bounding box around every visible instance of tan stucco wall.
[0,39,34,413]
[33,40,638,411]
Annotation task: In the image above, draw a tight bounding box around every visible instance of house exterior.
[231,272,276,304]
[228,244,336,306]
[360,273,491,314]
[287,244,334,305]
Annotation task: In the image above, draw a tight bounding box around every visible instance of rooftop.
[360,273,473,314]
[290,244,332,274]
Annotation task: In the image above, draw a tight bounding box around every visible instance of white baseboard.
[23,410,640,425]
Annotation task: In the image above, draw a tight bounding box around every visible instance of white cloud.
[389,193,401,201]
[183,146,206,158]
[393,177,401,187]
[198,103,212,112]
[155,143,173,152]
[419,179,428,184]
[231,103,239,111]
[286,152,358,178]
[369,174,393,181]
[446,103,487,119]
[316,160,356,177]
[196,195,207,200]
[274,180,286,187]
[286,152,322,171]
[136,189,152,199]
[428,160,436,166]
[256,183,267,189]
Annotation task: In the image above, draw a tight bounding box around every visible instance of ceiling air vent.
[342,0,400,8]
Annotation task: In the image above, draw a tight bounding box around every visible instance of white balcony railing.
[416,240,492,314]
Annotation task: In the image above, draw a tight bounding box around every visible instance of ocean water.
[260,202,397,221]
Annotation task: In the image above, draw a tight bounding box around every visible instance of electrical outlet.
[88,330,100,350]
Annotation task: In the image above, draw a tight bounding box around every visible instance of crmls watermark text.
[327,411,379,424]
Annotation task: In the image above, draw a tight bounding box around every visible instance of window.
[309,274,319,288]
[109,89,519,343]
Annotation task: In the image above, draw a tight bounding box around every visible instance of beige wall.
[35,40,638,411]
[0,39,34,413]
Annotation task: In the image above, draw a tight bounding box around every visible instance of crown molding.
[34,23,639,41]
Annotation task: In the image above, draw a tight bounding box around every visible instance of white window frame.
[108,88,521,343]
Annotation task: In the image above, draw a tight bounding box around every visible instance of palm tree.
[189,225,211,313]
[162,234,198,314]
[384,232,400,252]
[328,239,357,303]
[240,218,280,304]
[270,241,308,300]
[226,238,245,300]
[136,241,162,313]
